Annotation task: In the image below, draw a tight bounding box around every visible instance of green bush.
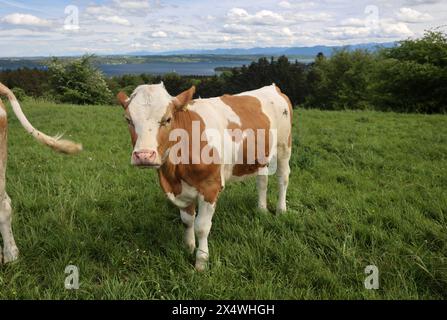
[0,67,49,98]
[12,87,28,101]
[306,30,447,113]
[48,55,113,105]
[371,30,447,113]
[306,50,376,110]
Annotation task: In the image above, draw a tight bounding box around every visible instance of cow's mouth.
[135,163,161,169]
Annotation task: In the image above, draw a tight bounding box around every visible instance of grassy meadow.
[0,100,446,299]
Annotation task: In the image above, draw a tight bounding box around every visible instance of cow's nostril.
[133,150,157,163]
[134,152,145,160]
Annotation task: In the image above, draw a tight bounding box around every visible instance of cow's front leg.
[257,175,269,211]
[194,198,215,272]
[0,194,19,264]
[180,204,196,254]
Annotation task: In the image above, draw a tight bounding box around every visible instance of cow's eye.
[159,117,172,126]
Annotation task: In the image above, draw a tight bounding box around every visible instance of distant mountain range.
[129,42,397,57]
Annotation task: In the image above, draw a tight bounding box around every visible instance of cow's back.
[236,84,292,149]
[187,84,292,184]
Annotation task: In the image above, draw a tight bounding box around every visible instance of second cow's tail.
[0,82,82,155]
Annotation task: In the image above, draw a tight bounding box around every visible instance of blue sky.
[0,0,445,57]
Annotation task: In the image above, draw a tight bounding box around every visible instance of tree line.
[1,31,445,114]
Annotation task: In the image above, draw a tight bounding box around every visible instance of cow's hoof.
[3,246,19,264]
[276,206,287,215]
[195,260,207,272]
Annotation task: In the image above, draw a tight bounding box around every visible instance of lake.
[0,57,314,76]
[98,60,253,76]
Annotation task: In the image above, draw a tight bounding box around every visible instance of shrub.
[371,30,447,113]
[12,87,28,101]
[47,55,113,105]
[306,50,375,110]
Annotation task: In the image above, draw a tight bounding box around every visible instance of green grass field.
[0,100,446,299]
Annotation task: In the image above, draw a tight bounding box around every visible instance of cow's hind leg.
[180,204,196,254]
[257,175,269,211]
[194,198,215,272]
[276,146,291,214]
[0,193,19,263]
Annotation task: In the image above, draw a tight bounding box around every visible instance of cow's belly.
[222,164,268,184]
[165,180,199,209]
[226,172,258,183]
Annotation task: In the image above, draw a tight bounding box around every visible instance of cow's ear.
[173,86,196,111]
[117,92,130,109]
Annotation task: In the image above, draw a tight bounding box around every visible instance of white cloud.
[278,1,292,9]
[397,8,433,23]
[326,19,414,40]
[282,27,293,37]
[223,24,251,34]
[131,42,149,49]
[339,18,367,27]
[404,0,441,5]
[85,1,151,19]
[1,13,52,27]
[98,15,131,26]
[227,8,249,19]
[227,8,286,26]
[293,12,332,22]
[226,7,330,27]
[113,0,150,10]
[85,6,117,16]
[176,31,193,39]
[325,26,371,39]
[278,1,317,10]
[381,21,414,37]
[151,31,168,38]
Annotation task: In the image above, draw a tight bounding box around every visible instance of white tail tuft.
[0,82,82,155]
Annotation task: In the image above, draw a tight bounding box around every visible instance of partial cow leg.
[257,175,269,211]
[194,198,215,272]
[180,204,196,254]
[0,193,19,263]
[276,147,291,214]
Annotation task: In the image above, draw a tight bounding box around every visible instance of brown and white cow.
[117,83,292,271]
[0,83,82,264]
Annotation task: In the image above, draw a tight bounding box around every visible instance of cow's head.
[117,83,195,169]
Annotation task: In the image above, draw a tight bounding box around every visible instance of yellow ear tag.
[182,104,189,112]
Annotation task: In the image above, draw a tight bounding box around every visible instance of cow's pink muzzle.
[132,150,160,168]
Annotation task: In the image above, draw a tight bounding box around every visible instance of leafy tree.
[223,56,308,106]
[48,55,112,105]
[0,67,49,97]
[371,30,447,113]
[158,73,196,96]
[195,76,226,98]
[306,49,375,110]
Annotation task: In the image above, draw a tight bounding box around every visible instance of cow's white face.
[127,84,172,167]
[117,83,195,169]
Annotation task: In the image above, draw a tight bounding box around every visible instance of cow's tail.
[0,83,82,155]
